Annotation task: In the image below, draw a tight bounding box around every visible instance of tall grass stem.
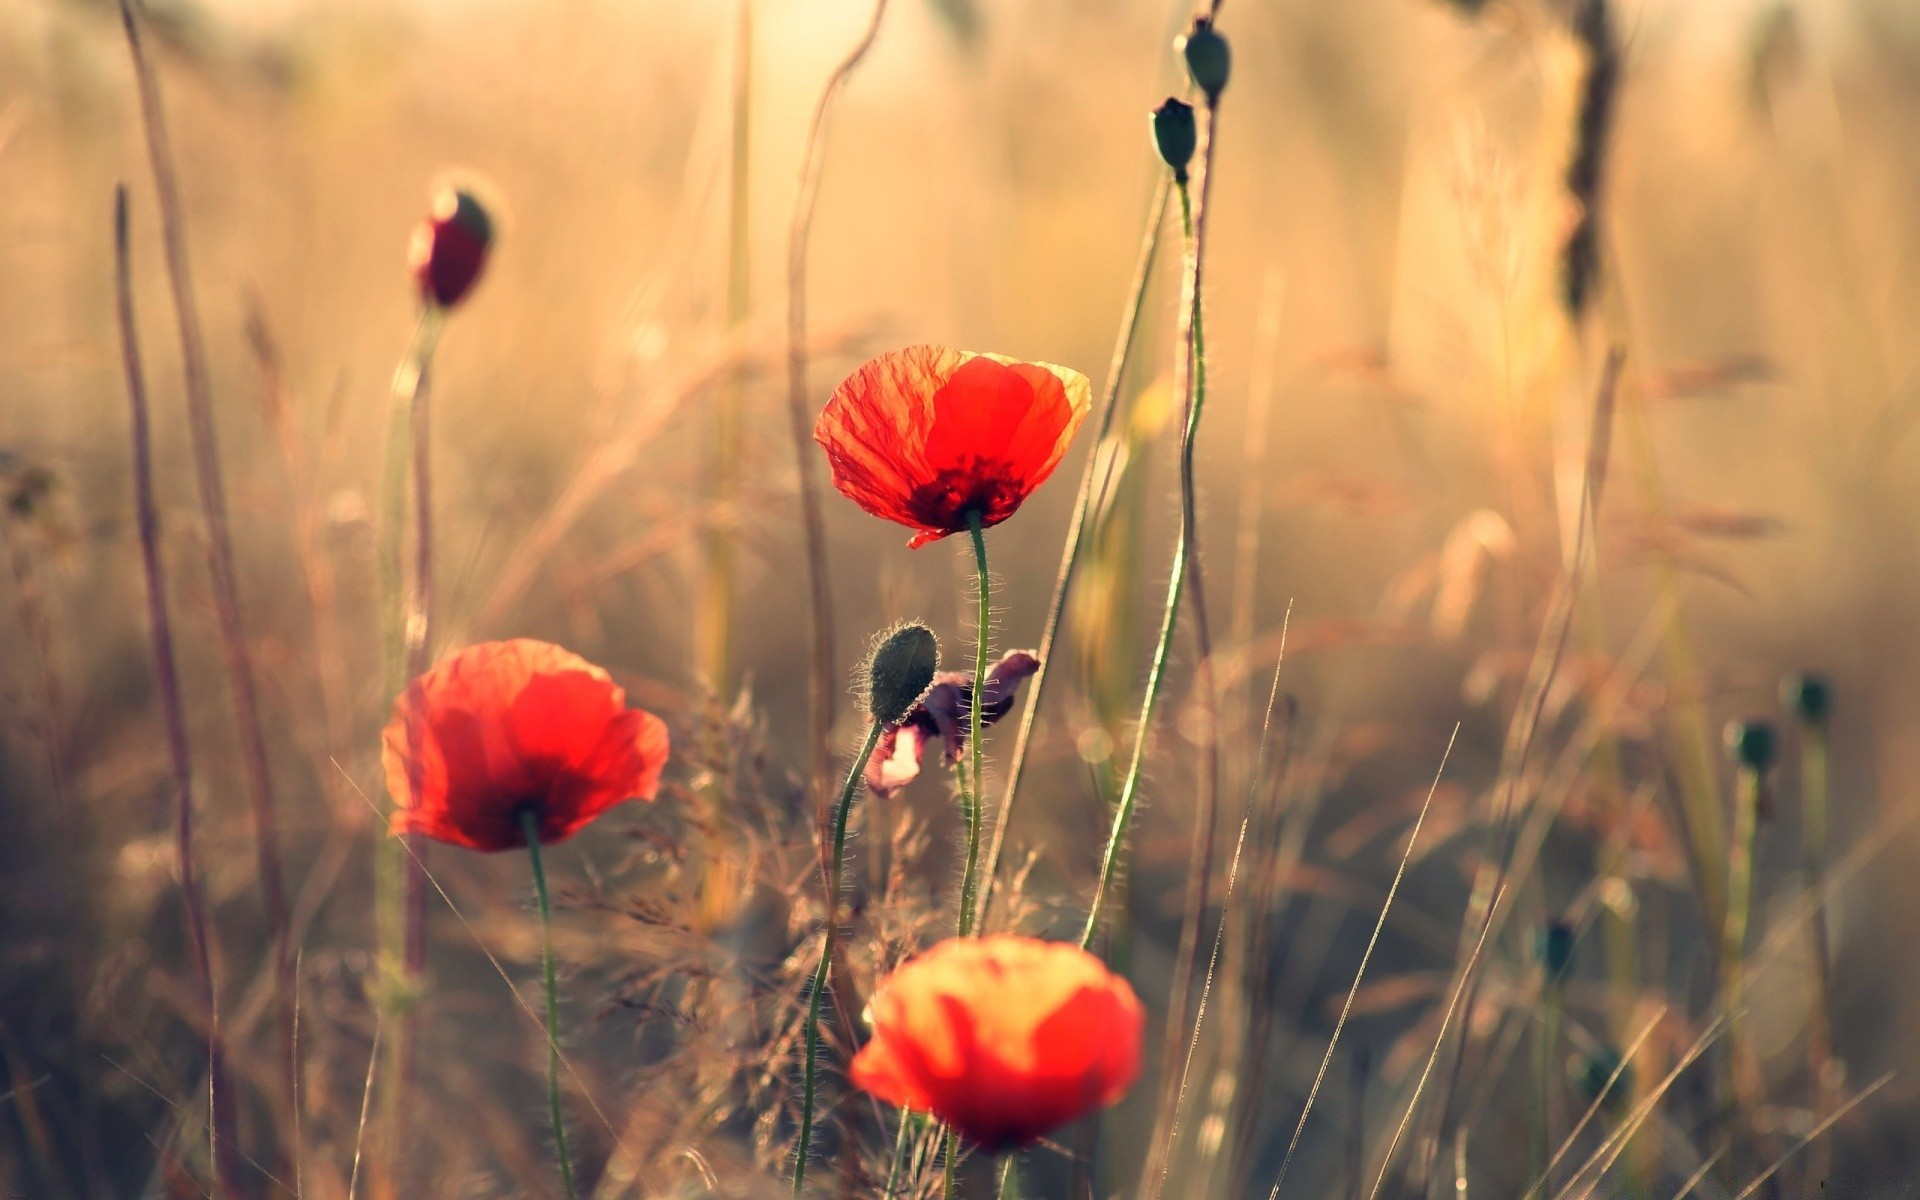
[118,0,296,1124]
[115,182,236,1195]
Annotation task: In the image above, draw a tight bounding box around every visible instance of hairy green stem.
[522,812,577,1200]
[957,513,991,936]
[973,178,1171,932]
[793,721,885,1193]
[1080,178,1201,950]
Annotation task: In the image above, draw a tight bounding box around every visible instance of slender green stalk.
[973,177,1171,932]
[793,721,885,1194]
[956,513,991,936]
[522,811,577,1200]
[1801,714,1835,1189]
[376,306,442,1183]
[1080,178,1200,950]
[1723,762,1761,1156]
[882,1112,913,1199]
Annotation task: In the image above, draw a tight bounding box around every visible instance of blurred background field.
[6,0,1920,1195]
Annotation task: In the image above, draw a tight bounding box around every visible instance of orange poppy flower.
[383,639,669,852]
[815,346,1093,547]
[849,935,1143,1149]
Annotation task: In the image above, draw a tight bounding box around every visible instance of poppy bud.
[1152,98,1197,183]
[1782,673,1831,726]
[408,186,493,310]
[1180,17,1231,104]
[866,622,939,727]
[1573,1045,1630,1114]
[1725,719,1777,772]
[1538,920,1574,980]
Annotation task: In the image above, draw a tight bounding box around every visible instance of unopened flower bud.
[1180,17,1231,104]
[1726,719,1777,772]
[866,622,939,727]
[1538,920,1574,979]
[1152,98,1197,183]
[409,186,493,310]
[1782,673,1831,726]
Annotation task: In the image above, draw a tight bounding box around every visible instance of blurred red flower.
[383,639,668,851]
[815,346,1092,548]
[849,935,1143,1149]
[409,186,493,309]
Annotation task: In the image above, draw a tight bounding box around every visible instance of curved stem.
[787,0,887,826]
[957,513,991,936]
[974,177,1171,932]
[794,720,886,1194]
[522,812,577,1200]
[1080,178,1202,951]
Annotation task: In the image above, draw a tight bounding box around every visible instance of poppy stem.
[974,177,1171,934]
[377,303,442,1188]
[521,813,577,1200]
[794,720,886,1195]
[957,512,991,937]
[1080,176,1206,952]
[942,1128,960,1200]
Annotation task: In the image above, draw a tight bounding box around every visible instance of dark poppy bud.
[409,186,493,310]
[1152,98,1197,183]
[1538,920,1574,980]
[1180,17,1231,104]
[866,622,939,727]
[1726,719,1777,772]
[1782,673,1831,726]
[1573,1046,1630,1113]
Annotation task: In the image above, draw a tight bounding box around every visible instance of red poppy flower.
[383,639,668,852]
[815,346,1093,547]
[408,186,493,309]
[849,935,1143,1149]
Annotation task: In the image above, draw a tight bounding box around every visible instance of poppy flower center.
[905,462,1016,530]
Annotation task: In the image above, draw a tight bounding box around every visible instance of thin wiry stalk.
[1799,710,1837,1186]
[116,182,235,1197]
[118,0,295,1115]
[1267,724,1460,1200]
[1079,173,1205,951]
[1722,759,1763,1157]
[1157,84,1227,1148]
[376,308,441,1190]
[1146,643,1290,1196]
[1363,883,1508,1200]
[957,514,990,936]
[793,720,884,1194]
[522,813,577,1200]
[1723,1074,1890,1200]
[347,1019,383,1200]
[1145,816,1247,1200]
[1421,351,1623,1191]
[974,176,1171,932]
[786,0,887,815]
